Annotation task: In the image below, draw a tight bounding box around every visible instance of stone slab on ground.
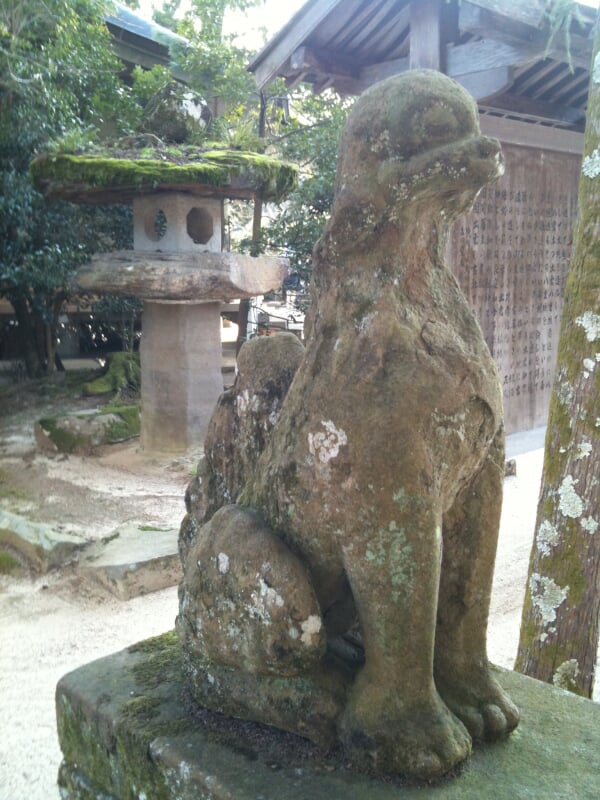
[0,508,88,572]
[56,632,600,800]
[77,522,180,599]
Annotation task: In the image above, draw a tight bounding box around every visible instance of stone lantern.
[31,147,297,453]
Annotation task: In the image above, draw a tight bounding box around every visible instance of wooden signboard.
[448,141,581,434]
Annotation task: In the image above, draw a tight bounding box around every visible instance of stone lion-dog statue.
[177,70,519,780]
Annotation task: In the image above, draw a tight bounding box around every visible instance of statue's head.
[334,70,504,217]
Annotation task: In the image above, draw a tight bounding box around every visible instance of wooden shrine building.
[249,0,596,434]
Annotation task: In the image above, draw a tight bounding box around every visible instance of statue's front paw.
[338,682,471,780]
[435,665,520,741]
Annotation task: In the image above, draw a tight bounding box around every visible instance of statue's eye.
[413,102,464,146]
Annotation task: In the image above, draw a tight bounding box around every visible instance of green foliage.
[0,0,349,376]
[152,0,182,32]
[130,65,173,108]
[261,88,352,280]
[0,0,136,138]
[46,126,99,156]
[0,0,138,377]
[165,0,263,119]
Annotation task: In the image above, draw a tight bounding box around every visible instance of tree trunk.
[10,296,45,378]
[515,13,600,698]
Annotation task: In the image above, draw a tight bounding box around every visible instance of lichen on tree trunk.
[515,11,600,698]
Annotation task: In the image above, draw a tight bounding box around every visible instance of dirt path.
[0,379,597,799]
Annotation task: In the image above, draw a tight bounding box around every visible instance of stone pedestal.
[76,251,288,452]
[140,301,223,452]
[55,632,600,800]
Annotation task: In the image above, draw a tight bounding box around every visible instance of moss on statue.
[129,630,180,691]
[30,145,298,204]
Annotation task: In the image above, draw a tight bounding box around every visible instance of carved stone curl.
[177,70,519,780]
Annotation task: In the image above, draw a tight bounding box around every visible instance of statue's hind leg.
[177,504,349,745]
[434,430,520,740]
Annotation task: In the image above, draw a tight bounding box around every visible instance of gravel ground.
[0,430,598,799]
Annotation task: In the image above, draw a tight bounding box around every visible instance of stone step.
[77,522,181,600]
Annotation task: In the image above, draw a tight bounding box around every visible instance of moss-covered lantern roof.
[30,140,298,205]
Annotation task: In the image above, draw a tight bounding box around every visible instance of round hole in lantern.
[187,207,214,245]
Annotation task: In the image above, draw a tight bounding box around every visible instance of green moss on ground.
[37,404,140,453]
[101,404,141,441]
[37,416,89,453]
[82,352,140,400]
[0,550,20,574]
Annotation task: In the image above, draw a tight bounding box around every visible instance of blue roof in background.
[105,2,188,50]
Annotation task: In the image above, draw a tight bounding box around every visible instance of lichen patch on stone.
[308,420,348,466]
[300,614,322,645]
[575,440,593,460]
[258,577,284,608]
[583,358,596,377]
[556,378,574,407]
[236,389,260,415]
[217,552,230,574]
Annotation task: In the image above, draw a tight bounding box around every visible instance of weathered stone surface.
[35,406,140,454]
[0,510,178,590]
[55,634,600,800]
[178,70,518,780]
[140,301,224,453]
[77,522,180,599]
[0,509,88,573]
[180,332,304,561]
[75,251,289,302]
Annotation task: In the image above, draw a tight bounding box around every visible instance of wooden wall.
[448,125,582,434]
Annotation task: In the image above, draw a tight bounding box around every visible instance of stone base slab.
[56,632,600,800]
